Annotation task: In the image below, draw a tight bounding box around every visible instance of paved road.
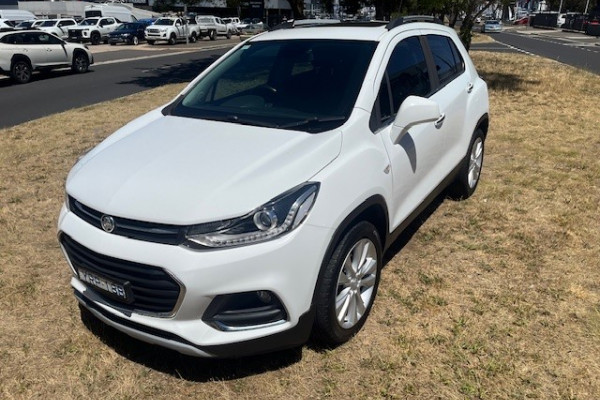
[0,39,236,129]
[471,28,600,74]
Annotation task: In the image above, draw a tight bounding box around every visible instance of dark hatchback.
[108,21,152,45]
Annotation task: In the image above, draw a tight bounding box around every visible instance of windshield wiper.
[224,115,280,128]
[278,116,346,130]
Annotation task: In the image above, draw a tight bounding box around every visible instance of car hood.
[66,115,342,225]
[109,29,137,35]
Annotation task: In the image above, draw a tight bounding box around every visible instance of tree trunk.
[459,16,474,50]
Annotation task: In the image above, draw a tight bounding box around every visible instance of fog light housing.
[202,291,287,331]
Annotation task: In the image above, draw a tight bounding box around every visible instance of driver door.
[35,32,69,65]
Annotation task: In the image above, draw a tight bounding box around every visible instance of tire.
[71,52,89,74]
[226,30,231,39]
[11,59,32,84]
[168,34,176,45]
[448,128,485,200]
[189,32,197,43]
[313,221,382,345]
[147,40,154,45]
[132,36,139,46]
[91,32,101,45]
[110,42,116,46]
[209,30,216,41]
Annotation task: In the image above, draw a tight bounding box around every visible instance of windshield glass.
[40,20,57,27]
[15,21,33,28]
[154,18,173,26]
[80,18,99,26]
[169,39,376,133]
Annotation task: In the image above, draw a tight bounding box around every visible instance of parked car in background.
[37,18,78,40]
[0,18,14,32]
[108,21,151,45]
[184,16,205,42]
[196,15,233,40]
[222,17,241,34]
[145,17,193,45]
[482,19,502,32]
[58,17,489,358]
[0,30,93,84]
[14,19,45,30]
[68,17,121,45]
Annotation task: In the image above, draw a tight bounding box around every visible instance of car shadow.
[116,54,222,88]
[0,68,78,87]
[79,305,303,381]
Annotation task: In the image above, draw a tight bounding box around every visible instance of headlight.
[185,182,319,249]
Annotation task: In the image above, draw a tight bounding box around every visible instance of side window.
[427,35,465,86]
[372,36,431,128]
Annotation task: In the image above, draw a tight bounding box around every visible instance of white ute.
[68,17,121,45]
[59,17,489,358]
[145,17,193,45]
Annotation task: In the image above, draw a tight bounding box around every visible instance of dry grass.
[1,51,600,399]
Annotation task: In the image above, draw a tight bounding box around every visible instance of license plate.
[78,268,129,302]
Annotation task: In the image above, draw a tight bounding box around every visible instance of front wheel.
[313,221,382,345]
[132,36,139,46]
[90,32,101,45]
[168,34,176,45]
[209,30,216,41]
[226,30,232,39]
[147,40,154,45]
[448,128,485,200]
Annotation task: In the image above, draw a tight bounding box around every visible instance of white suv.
[0,30,93,84]
[58,17,489,358]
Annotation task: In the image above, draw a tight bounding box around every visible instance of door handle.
[467,82,474,93]
[434,113,445,129]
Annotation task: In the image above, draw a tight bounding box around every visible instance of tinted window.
[35,32,62,44]
[427,35,465,86]
[373,36,431,126]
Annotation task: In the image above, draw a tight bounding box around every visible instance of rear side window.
[426,35,465,86]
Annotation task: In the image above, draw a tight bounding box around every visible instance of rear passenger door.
[424,33,472,173]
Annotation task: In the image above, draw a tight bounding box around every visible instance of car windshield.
[487,20,499,25]
[15,21,33,28]
[80,18,99,26]
[169,39,377,133]
[154,18,174,26]
[40,20,57,27]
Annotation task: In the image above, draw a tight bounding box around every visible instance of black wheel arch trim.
[311,195,389,305]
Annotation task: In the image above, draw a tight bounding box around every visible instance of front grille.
[61,234,181,315]
[69,30,82,38]
[147,28,160,34]
[68,196,184,245]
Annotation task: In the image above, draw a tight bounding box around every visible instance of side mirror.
[390,96,441,144]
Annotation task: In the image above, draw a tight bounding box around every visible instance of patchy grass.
[1,51,599,399]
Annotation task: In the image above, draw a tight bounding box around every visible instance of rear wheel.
[209,30,216,40]
[313,221,382,345]
[71,52,89,74]
[11,59,32,84]
[448,128,485,200]
[189,32,197,43]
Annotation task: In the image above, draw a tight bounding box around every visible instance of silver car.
[482,20,502,33]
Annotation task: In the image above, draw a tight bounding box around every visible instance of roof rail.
[385,15,442,30]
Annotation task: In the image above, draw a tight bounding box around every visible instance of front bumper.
[58,203,332,357]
